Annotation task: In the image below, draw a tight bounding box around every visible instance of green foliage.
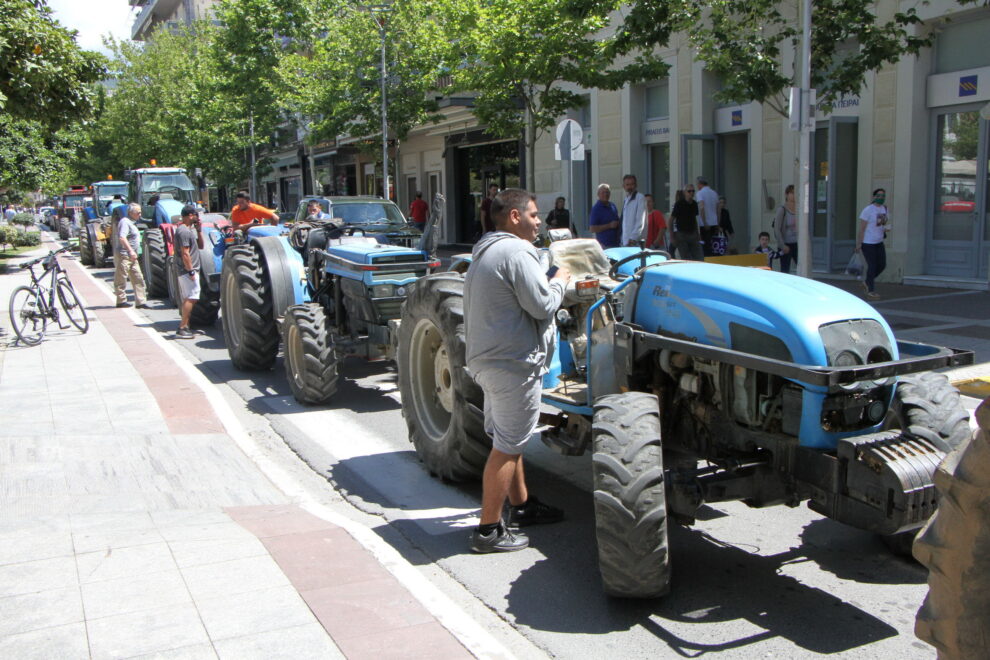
[451,0,668,183]
[0,0,107,130]
[10,212,34,227]
[0,115,84,194]
[616,0,984,116]
[13,230,41,247]
[281,0,450,147]
[0,224,15,249]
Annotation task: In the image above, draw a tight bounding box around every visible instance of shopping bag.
[845,251,866,280]
[709,229,728,256]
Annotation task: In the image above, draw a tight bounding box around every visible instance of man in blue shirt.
[589,184,620,248]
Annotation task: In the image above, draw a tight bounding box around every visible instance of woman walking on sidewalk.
[114,203,149,309]
[856,188,891,299]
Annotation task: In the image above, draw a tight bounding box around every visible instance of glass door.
[681,135,716,190]
[927,108,988,279]
[810,117,859,272]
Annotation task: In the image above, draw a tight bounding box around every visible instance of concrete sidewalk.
[0,242,477,660]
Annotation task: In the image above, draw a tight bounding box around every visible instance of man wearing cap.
[174,205,204,339]
[230,190,279,229]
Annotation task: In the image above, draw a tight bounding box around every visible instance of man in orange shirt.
[229,191,279,229]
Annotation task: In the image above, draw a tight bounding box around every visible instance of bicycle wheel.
[8,286,47,345]
[56,279,89,333]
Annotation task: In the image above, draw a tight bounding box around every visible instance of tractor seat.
[549,239,618,304]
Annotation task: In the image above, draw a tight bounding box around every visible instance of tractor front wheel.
[282,303,338,405]
[881,372,971,555]
[397,273,488,482]
[592,392,671,599]
[220,245,278,370]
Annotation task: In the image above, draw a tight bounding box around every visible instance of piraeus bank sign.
[928,67,989,107]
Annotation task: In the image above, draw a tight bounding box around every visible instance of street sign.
[554,119,585,161]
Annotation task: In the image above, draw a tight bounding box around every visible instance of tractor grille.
[373,298,404,321]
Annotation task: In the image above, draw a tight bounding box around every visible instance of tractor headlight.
[396,286,407,297]
[833,350,860,367]
[372,284,394,298]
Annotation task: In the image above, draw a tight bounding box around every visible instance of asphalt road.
[87,265,941,659]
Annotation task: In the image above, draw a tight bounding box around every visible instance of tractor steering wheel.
[608,250,672,280]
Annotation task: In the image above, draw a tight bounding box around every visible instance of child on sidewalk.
[755,231,781,269]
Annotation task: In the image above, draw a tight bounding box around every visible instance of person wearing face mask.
[856,188,891,299]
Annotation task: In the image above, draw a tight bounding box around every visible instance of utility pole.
[796,0,814,278]
[249,112,257,200]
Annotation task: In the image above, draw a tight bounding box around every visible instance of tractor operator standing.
[230,191,279,230]
[174,205,204,340]
[464,188,571,553]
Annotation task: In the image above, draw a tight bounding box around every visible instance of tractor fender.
[251,235,307,319]
[154,199,185,227]
[448,253,473,274]
[158,223,177,257]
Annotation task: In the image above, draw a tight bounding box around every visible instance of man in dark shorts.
[174,205,204,339]
[464,188,571,553]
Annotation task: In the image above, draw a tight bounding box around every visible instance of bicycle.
[8,246,89,345]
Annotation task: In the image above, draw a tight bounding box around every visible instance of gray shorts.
[473,369,542,455]
[177,270,200,301]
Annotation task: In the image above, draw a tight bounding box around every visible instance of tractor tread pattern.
[221,245,278,371]
[283,304,338,405]
[78,223,93,266]
[398,272,489,482]
[913,402,990,659]
[142,229,168,298]
[592,392,671,599]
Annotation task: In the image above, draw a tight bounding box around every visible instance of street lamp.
[364,4,392,200]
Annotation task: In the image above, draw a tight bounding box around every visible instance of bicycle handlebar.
[19,245,71,270]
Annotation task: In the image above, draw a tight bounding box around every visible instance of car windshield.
[333,201,406,227]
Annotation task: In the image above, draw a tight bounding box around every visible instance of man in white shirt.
[695,176,719,253]
[620,174,647,246]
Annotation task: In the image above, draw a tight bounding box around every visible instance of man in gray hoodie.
[464,188,571,553]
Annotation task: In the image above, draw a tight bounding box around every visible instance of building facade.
[130,1,990,287]
[397,2,990,288]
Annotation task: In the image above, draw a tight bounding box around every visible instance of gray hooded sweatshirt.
[465,232,565,378]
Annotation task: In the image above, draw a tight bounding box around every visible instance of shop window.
[645,82,669,119]
[935,16,990,74]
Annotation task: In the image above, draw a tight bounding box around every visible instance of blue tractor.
[397,238,974,598]
[219,195,444,405]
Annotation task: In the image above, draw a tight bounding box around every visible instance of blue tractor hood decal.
[154,199,185,226]
[634,262,896,367]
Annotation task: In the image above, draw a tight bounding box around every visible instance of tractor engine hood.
[633,262,897,367]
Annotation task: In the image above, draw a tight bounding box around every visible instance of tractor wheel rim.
[410,318,452,444]
[286,322,304,388]
[223,269,243,349]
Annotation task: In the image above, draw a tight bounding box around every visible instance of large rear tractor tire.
[397,272,488,482]
[78,223,93,265]
[141,229,168,298]
[166,255,180,308]
[220,245,278,370]
[881,372,972,555]
[282,303,338,405]
[913,399,990,659]
[592,392,671,599]
[58,217,69,240]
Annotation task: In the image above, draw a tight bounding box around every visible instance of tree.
[0,0,107,130]
[451,0,669,189]
[0,115,82,193]
[279,0,453,178]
